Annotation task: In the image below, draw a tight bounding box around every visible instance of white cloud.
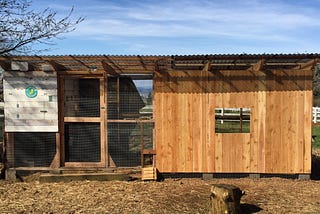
[40,0,320,55]
[65,0,320,43]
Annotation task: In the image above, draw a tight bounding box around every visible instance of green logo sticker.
[25,86,38,98]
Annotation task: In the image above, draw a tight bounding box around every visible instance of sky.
[33,0,320,55]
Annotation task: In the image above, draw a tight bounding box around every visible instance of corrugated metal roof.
[0,53,319,74]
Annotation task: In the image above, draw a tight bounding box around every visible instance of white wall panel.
[3,71,58,132]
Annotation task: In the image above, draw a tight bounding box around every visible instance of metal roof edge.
[1,53,319,58]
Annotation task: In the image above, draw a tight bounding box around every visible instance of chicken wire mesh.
[64,123,101,162]
[8,76,154,168]
[107,77,149,120]
[108,122,154,167]
[107,77,153,167]
[8,132,56,168]
[64,78,100,117]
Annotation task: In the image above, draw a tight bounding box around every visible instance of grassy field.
[313,125,320,149]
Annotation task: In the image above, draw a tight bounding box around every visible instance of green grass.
[313,125,320,149]
[215,120,250,133]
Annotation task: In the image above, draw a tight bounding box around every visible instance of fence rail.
[217,107,320,124]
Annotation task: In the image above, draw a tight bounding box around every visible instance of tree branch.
[0,0,84,55]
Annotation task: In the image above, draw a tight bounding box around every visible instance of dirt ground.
[1,150,320,213]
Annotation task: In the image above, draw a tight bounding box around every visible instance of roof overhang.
[0,54,319,75]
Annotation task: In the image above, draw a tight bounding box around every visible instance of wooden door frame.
[58,74,106,168]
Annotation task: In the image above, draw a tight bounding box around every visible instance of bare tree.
[0,0,84,55]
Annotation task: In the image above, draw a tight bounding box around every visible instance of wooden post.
[141,122,145,167]
[210,184,244,214]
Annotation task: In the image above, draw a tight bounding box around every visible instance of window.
[215,108,250,133]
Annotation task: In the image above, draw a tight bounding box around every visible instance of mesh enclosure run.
[65,123,101,162]
[64,78,100,117]
[107,77,148,120]
[10,132,56,167]
[108,122,154,167]
[107,77,154,167]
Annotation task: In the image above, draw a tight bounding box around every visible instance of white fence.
[216,107,320,124]
[313,107,320,123]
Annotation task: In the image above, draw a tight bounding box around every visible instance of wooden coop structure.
[0,54,319,177]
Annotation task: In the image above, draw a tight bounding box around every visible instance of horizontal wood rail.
[64,117,101,123]
[142,149,156,155]
[107,119,154,123]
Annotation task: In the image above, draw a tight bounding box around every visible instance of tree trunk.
[210,184,244,214]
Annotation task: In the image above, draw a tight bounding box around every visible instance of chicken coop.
[0,54,318,177]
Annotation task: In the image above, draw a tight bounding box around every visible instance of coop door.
[62,77,105,167]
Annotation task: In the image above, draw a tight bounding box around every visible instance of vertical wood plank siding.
[154,68,312,174]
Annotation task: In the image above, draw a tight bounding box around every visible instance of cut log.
[210,184,244,214]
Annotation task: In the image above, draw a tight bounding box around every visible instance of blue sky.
[34,0,320,55]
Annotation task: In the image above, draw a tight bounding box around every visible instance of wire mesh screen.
[64,78,100,117]
[108,122,154,167]
[107,77,151,120]
[10,132,56,167]
[107,77,154,167]
[65,123,101,162]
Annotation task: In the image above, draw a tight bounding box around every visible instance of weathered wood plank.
[304,89,312,173]
[185,94,193,172]
[64,117,100,123]
[257,91,266,173]
[249,93,258,172]
[100,77,106,167]
[207,93,215,172]
[192,94,201,172]
[295,91,305,173]
[280,90,290,173]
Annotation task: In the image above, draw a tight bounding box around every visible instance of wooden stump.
[210,184,244,214]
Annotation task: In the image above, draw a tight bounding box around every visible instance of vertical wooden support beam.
[100,77,106,167]
[6,133,14,168]
[141,122,145,167]
[114,77,121,167]
[104,75,109,167]
[117,77,120,119]
[152,73,156,167]
[50,133,61,168]
[58,76,65,165]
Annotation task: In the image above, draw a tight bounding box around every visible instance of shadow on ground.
[311,154,320,180]
[241,203,263,213]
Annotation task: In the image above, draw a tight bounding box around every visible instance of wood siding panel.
[295,91,305,173]
[256,91,266,173]
[217,133,251,172]
[265,91,282,173]
[304,90,312,173]
[207,93,215,172]
[192,94,201,172]
[155,68,313,174]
